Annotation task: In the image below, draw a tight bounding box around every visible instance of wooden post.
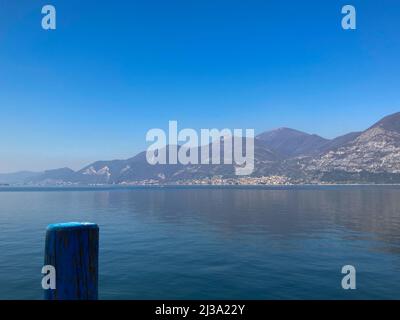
[44,222,99,300]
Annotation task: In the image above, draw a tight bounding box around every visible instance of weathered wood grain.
[44,222,99,300]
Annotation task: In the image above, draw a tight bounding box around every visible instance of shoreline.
[2,183,400,192]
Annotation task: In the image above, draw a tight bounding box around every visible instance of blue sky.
[0,0,399,172]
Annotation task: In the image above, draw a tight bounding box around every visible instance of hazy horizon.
[1,110,399,174]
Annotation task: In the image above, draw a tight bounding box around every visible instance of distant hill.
[306,112,400,183]
[14,111,400,185]
[0,171,41,184]
[256,127,329,157]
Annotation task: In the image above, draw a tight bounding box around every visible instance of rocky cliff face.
[300,113,400,183]
[307,126,400,174]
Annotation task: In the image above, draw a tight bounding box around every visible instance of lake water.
[1,185,400,299]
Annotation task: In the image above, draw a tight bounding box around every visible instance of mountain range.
[3,112,400,185]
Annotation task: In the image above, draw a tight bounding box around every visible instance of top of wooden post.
[47,222,98,231]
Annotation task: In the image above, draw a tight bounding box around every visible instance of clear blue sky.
[0,0,399,173]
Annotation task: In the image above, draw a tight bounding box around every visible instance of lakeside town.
[120,175,295,186]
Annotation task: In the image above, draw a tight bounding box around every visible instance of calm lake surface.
[1,185,400,299]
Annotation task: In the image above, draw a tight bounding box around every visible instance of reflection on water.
[1,186,400,299]
[107,188,400,244]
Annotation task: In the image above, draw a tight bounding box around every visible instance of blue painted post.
[44,222,99,300]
